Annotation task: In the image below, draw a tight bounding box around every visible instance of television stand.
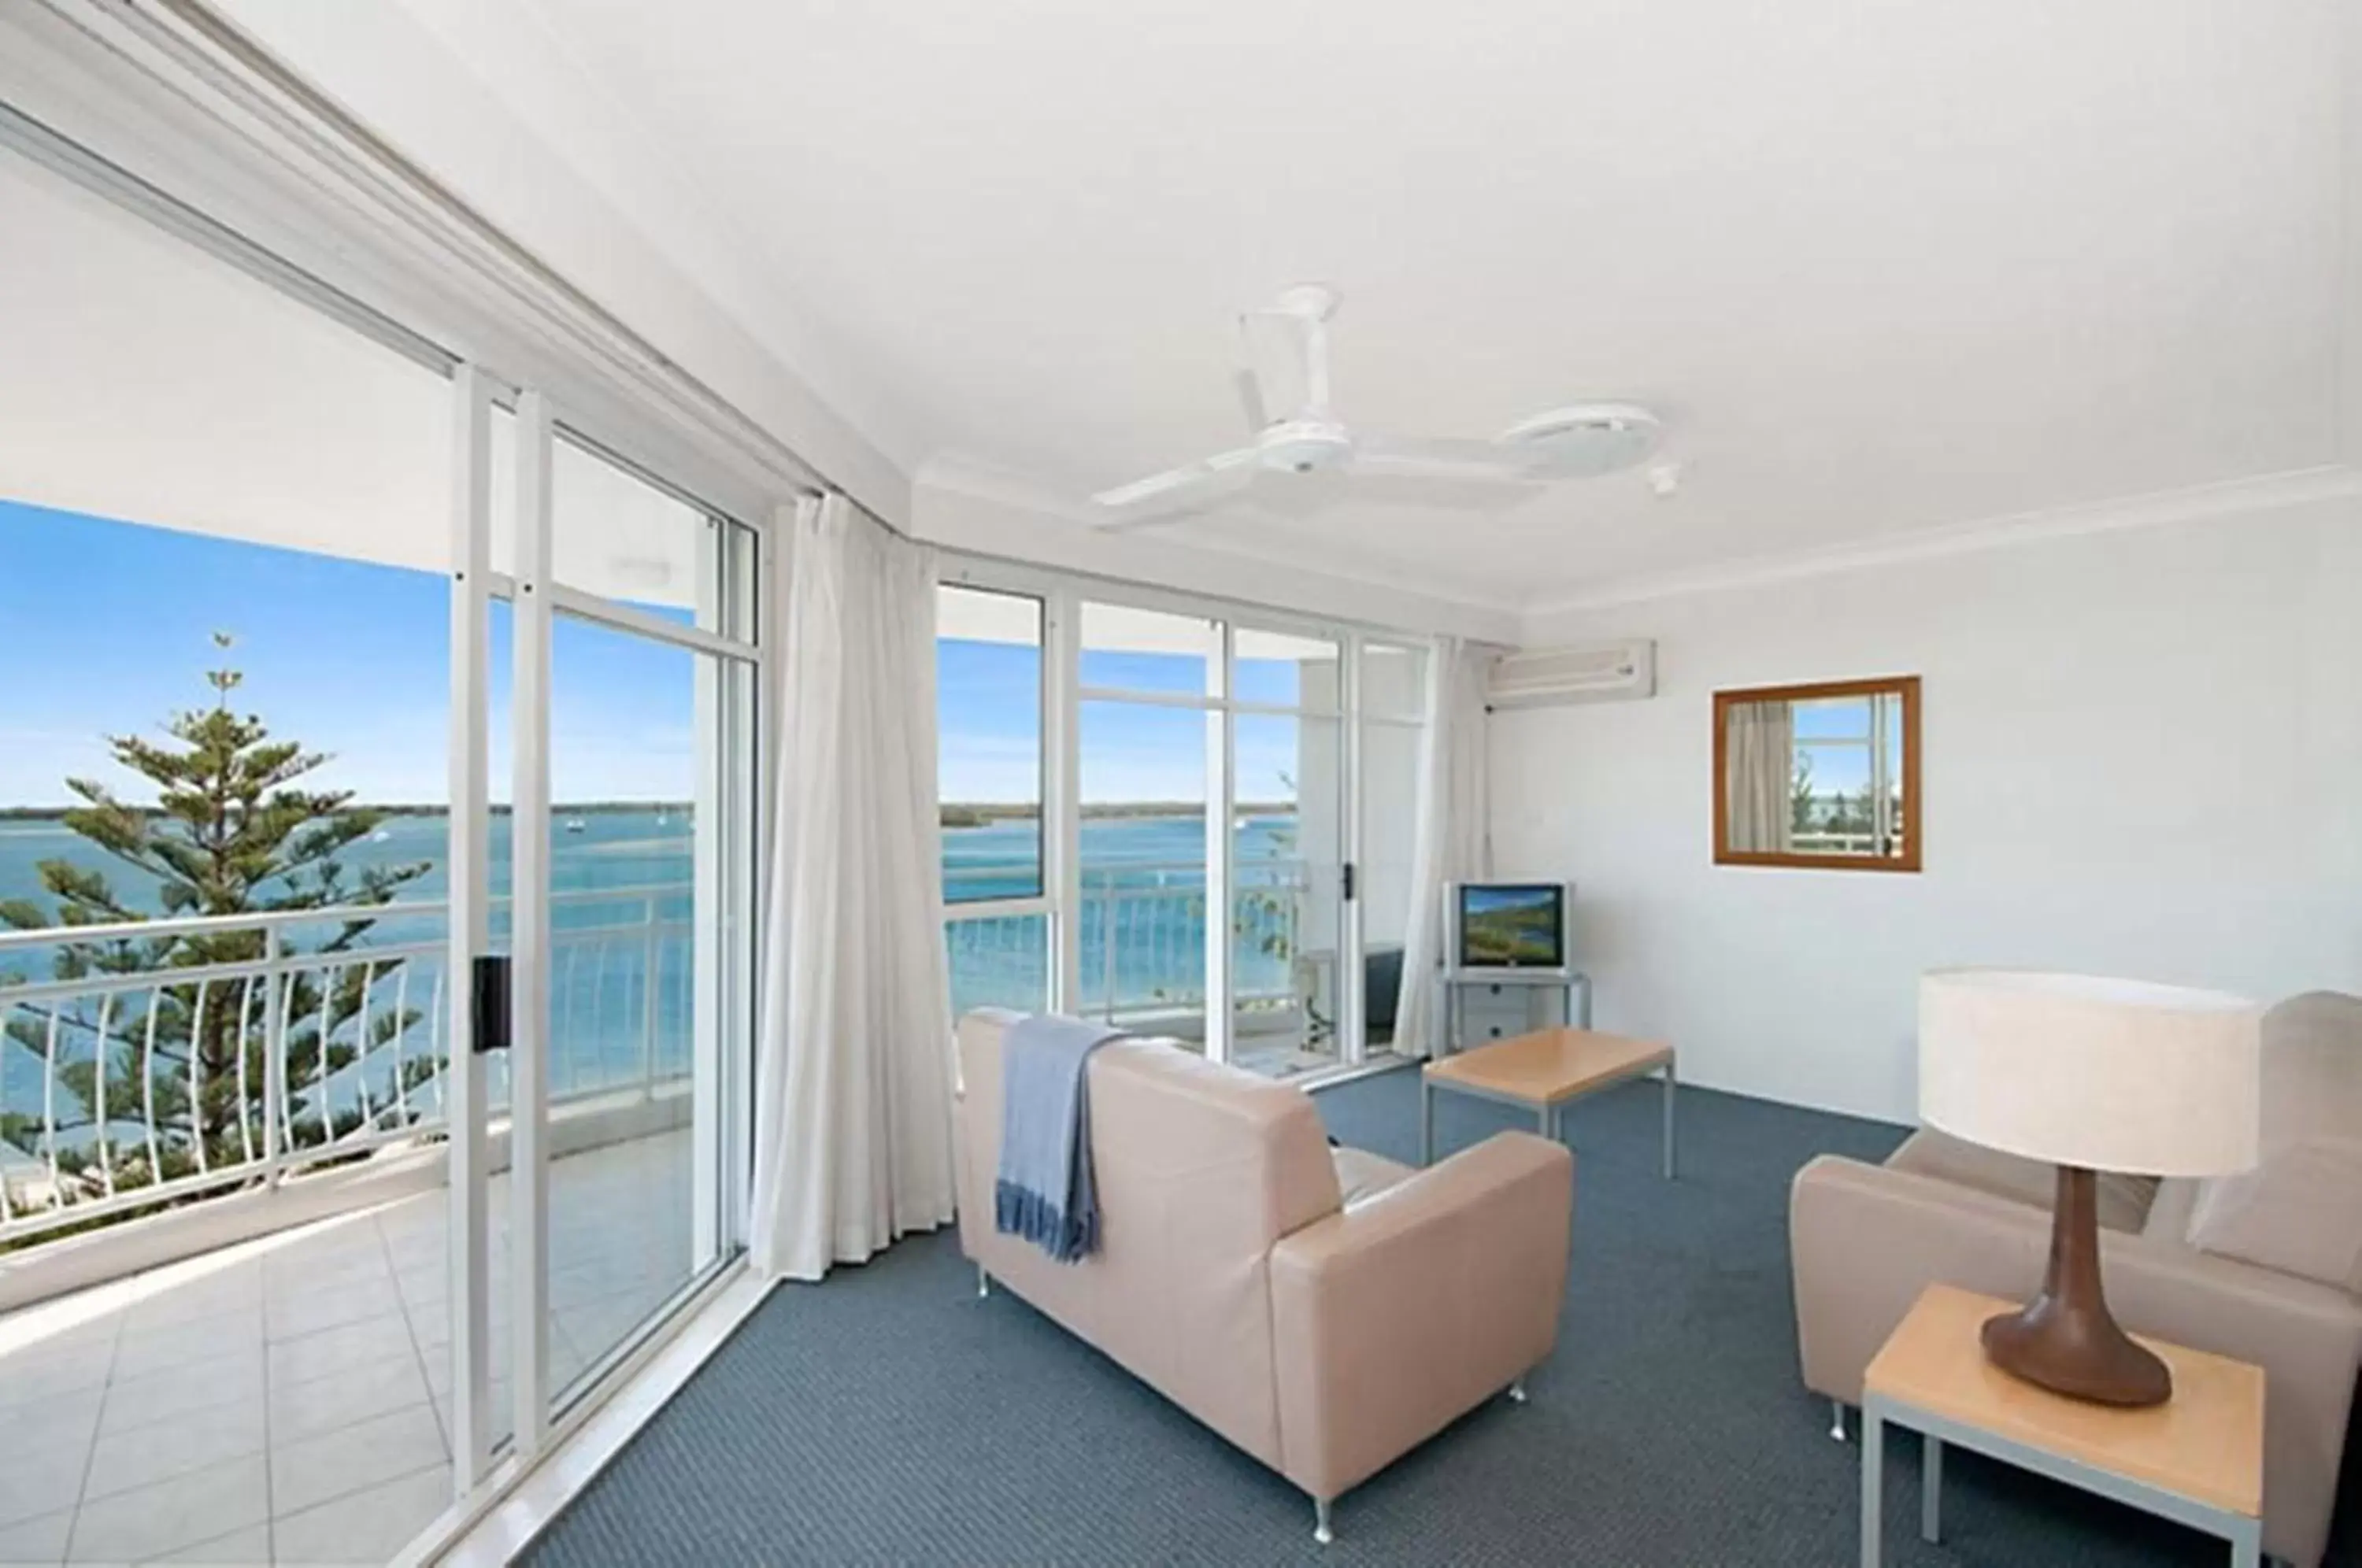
[1442,971,1592,1055]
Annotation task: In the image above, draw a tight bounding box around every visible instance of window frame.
[936,553,1438,1074]
[935,581,1050,911]
[1712,675,1922,873]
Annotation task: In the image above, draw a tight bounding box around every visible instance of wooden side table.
[1420,1026,1675,1178]
[1860,1284,2264,1567]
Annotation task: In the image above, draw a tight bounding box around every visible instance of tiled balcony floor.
[0,1130,693,1566]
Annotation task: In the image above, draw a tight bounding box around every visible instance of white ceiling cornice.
[1519,464,2362,626]
[921,455,2362,647]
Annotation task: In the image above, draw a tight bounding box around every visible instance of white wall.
[1491,494,2362,1124]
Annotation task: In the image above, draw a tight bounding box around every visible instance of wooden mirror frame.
[1712,675,1921,872]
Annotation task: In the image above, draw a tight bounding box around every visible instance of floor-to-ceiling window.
[1076,603,1222,1044]
[0,106,766,1564]
[938,585,1050,1015]
[933,570,1432,1078]
[1230,627,1346,1076]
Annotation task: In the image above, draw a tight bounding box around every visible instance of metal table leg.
[1921,1433,1942,1544]
[1419,1077,1434,1166]
[1860,1400,1885,1567]
[1660,1059,1677,1180]
[1539,1100,1553,1141]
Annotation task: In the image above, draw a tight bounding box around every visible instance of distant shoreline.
[0,802,688,822]
[2,801,1298,825]
[939,801,1297,828]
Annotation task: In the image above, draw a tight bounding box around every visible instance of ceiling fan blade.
[1353,433,1538,484]
[1089,446,1264,530]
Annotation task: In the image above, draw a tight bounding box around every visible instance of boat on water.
[564,817,587,834]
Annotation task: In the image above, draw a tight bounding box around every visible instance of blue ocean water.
[941,812,1304,1017]
[0,811,698,1142]
[0,810,1298,1141]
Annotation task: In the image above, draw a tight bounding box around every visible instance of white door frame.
[446,371,768,1493]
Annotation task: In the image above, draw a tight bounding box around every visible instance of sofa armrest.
[1791,1154,2362,1568]
[1268,1132,1572,1501]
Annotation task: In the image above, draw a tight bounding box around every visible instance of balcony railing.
[944,858,1311,1023]
[0,885,693,1245]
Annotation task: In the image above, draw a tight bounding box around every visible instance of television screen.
[1457,882,1566,970]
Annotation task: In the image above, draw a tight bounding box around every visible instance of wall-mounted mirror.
[1713,676,1920,871]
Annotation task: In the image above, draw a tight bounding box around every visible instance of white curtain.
[1392,638,1493,1059]
[750,494,957,1281]
[1724,699,1795,853]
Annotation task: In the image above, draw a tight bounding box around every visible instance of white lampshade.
[1920,971,2260,1178]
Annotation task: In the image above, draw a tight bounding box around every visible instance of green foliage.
[0,635,435,1210]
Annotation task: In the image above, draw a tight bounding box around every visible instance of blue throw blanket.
[994,1015,1126,1263]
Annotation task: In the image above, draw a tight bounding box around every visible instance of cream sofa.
[954,1008,1575,1542]
[1790,992,2362,1567]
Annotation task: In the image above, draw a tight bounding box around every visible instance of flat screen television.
[1447,881,1572,976]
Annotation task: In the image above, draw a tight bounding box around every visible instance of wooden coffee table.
[1861,1283,2263,1566]
[1420,1026,1676,1177]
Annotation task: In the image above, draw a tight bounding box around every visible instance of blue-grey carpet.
[526,1068,2356,1566]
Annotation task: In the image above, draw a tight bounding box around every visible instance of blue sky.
[1,499,697,806]
[937,639,1312,806]
[5,499,1297,810]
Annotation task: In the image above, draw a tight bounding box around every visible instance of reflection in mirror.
[1715,677,1920,871]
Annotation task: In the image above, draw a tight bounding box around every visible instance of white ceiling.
[402,2,2356,613]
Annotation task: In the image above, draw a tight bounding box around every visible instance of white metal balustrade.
[943,858,1312,1023]
[0,885,694,1244]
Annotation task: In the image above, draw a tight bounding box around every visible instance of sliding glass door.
[448,380,759,1485]
[935,569,1433,1078]
[1231,630,1346,1075]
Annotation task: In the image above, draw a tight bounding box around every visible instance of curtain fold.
[750,493,957,1281]
[1724,700,1795,853]
[1392,638,1493,1059]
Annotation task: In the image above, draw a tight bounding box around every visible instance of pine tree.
[0,635,434,1205]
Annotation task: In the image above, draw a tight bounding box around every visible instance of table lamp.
[1919,970,2260,1406]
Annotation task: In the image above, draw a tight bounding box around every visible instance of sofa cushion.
[2183,992,2362,1290]
[1885,1129,2154,1233]
[1331,1145,1416,1207]
[2186,1141,2362,1292]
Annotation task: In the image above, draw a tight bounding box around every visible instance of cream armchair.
[955,1008,1575,1543]
[1790,992,2362,1567]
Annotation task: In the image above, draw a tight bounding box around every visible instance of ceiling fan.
[1089,283,1662,529]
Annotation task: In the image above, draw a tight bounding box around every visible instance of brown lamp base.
[1982,1165,2172,1407]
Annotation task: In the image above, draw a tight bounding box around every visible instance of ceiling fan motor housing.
[1257,419,1353,474]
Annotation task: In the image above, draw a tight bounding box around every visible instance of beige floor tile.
[97,1358,266,1439]
[264,1277,405,1345]
[122,1269,262,1334]
[267,1354,431,1445]
[0,1389,102,1466]
[0,1446,91,1533]
[0,1507,72,1568]
[268,1463,449,1568]
[139,1522,268,1566]
[0,1343,116,1413]
[63,1454,267,1566]
[109,1310,262,1385]
[83,1396,265,1502]
[268,1403,445,1519]
[265,1317,413,1388]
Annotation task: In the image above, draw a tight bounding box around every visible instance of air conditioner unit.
[1486,639,1656,708]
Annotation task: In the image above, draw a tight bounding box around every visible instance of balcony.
[946,857,1377,1079]
[0,889,696,1562]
